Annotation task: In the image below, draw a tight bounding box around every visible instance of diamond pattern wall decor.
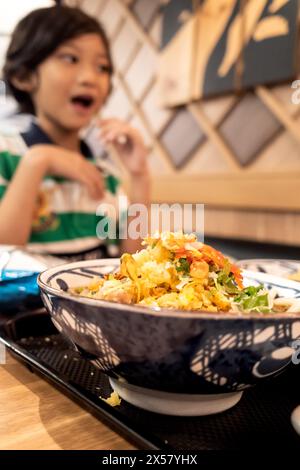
[132,0,160,31]
[112,21,140,73]
[101,86,132,122]
[100,0,124,38]
[125,43,157,101]
[80,0,107,17]
[161,108,205,168]
[142,83,172,134]
[219,93,282,166]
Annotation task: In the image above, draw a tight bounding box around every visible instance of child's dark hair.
[3,5,113,115]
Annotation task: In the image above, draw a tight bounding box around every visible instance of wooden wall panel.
[205,208,300,246]
[151,173,300,210]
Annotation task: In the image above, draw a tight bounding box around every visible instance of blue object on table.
[0,269,42,312]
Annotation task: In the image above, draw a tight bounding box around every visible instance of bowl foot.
[291,405,300,435]
[109,378,243,416]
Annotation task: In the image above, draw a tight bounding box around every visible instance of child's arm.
[0,145,105,245]
[0,147,49,244]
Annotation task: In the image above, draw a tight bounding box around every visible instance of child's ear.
[11,70,38,93]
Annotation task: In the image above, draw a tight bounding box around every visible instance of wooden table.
[0,353,135,450]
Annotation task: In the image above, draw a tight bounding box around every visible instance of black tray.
[1,309,300,451]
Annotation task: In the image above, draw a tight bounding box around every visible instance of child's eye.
[60,54,79,64]
[97,64,112,74]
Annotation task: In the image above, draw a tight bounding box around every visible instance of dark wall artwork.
[159,0,298,106]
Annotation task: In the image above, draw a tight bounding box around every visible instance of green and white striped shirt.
[0,122,126,259]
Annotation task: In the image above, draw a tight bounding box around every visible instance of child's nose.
[77,65,98,85]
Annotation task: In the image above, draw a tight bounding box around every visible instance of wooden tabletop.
[0,352,135,450]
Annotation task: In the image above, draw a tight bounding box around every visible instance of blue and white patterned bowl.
[237,259,300,279]
[38,259,300,416]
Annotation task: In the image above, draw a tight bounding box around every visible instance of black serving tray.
[1,309,300,451]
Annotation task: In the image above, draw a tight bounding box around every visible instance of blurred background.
[1,0,300,246]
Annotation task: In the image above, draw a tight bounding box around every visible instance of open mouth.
[70,95,95,109]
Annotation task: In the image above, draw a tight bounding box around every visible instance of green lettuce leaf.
[234,285,270,312]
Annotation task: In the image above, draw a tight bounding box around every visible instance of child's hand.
[26,144,104,200]
[98,119,149,177]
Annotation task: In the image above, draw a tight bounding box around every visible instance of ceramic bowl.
[38,259,300,416]
[236,259,300,280]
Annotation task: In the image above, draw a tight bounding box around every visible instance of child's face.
[32,33,111,131]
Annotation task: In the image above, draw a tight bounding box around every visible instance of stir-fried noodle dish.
[71,232,300,314]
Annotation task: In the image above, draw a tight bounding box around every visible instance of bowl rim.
[37,258,300,321]
[236,258,300,266]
